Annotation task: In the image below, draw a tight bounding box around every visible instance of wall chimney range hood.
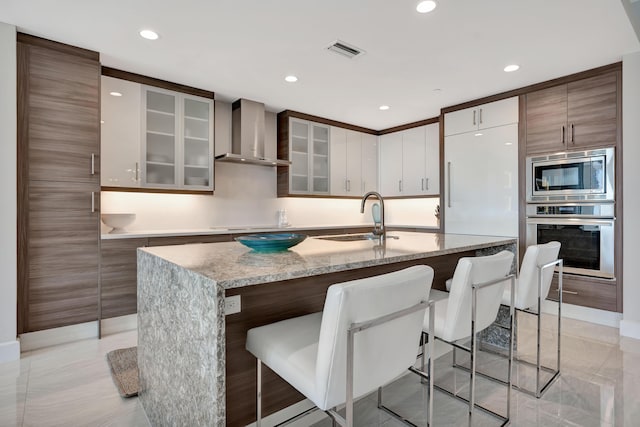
[214,99,290,167]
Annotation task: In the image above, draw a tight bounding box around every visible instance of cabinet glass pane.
[147,163,175,185]
[313,177,328,192]
[292,121,308,139]
[292,176,308,192]
[184,99,209,120]
[314,140,328,156]
[292,152,308,175]
[292,137,308,153]
[313,125,329,142]
[147,111,175,135]
[147,91,175,114]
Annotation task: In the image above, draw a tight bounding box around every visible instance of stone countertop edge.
[101,224,440,239]
[139,235,517,291]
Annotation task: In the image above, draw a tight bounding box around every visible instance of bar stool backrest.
[442,251,514,343]
[314,265,434,411]
[517,241,561,311]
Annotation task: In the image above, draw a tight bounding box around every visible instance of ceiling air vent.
[327,40,365,59]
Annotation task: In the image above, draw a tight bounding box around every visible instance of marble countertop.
[140,231,516,289]
[101,224,439,239]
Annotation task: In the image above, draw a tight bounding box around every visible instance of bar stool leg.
[256,359,262,427]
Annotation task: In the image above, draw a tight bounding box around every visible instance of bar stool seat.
[246,265,435,426]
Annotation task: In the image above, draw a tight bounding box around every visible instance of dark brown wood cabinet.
[525,70,620,154]
[18,35,101,333]
[100,238,148,319]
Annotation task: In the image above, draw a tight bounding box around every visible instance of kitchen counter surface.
[101,223,439,239]
[141,231,516,290]
[137,231,516,426]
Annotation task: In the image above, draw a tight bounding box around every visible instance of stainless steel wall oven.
[525,204,614,279]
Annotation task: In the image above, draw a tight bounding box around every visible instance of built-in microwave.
[526,147,614,202]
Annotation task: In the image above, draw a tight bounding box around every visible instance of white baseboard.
[620,319,640,340]
[542,300,622,328]
[0,340,20,363]
[19,314,138,352]
[101,314,137,336]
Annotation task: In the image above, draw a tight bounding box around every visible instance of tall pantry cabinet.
[17,34,101,333]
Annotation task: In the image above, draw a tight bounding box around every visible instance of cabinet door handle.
[479,108,483,124]
[425,178,429,191]
[557,289,578,295]
[561,125,565,144]
[473,110,477,126]
[447,162,452,207]
[421,178,425,191]
[347,179,351,192]
[91,153,96,175]
[571,123,575,144]
[399,180,402,192]
[135,162,139,182]
[91,192,96,213]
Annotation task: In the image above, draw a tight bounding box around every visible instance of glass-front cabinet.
[289,118,330,194]
[141,86,213,190]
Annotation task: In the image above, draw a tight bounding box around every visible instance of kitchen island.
[137,231,516,427]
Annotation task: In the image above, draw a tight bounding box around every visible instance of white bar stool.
[246,265,435,427]
[382,250,516,426]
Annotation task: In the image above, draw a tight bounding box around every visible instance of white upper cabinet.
[101,76,141,187]
[330,127,364,196]
[379,123,439,197]
[444,97,519,136]
[361,133,378,194]
[141,86,214,190]
[379,131,404,196]
[289,118,330,195]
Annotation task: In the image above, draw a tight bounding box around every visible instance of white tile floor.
[1,314,640,426]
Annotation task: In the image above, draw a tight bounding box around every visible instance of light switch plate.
[225,295,241,315]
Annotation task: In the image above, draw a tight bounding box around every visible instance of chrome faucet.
[360,191,385,241]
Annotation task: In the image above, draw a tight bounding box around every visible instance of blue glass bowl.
[235,233,307,252]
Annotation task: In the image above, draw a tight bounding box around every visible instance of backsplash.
[101,162,439,233]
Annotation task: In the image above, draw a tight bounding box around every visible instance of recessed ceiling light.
[379,105,390,111]
[504,64,520,72]
[284,75,298,83]
[505,142,513,145]
[109,92,122,97]
[475,133,483,137]
[416,1,437,13]
[139,29,159,40]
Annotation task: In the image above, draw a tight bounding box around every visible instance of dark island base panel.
[224,250,475,427]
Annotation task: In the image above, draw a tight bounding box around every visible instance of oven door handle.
[526,218,614,226]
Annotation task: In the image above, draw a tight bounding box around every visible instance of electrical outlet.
[225,295,241,315]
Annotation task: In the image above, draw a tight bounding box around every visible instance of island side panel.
[137,249,226,426]
[225,251,474,427]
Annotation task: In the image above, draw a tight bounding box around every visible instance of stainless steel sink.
[316,233,399,242]
[317,233,376,242]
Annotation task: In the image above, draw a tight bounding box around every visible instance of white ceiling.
[2,0,639,130]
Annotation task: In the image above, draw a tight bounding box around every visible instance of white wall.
[102,162,440,232]
[0,22,19,363]
[621,51,640,339]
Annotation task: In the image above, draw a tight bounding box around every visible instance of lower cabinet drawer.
[547,273,618,312]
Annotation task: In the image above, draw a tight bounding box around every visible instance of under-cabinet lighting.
[285,75,298,83]
[109,92,122,97]
[416,1,437,13]
[379,105,390,111]
[139,29,159,40]
[504,64,520,72]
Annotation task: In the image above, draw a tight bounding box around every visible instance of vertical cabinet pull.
[421,178,425,191]
[571,123,575,144]
[398,180,402,193]
[473,110,477,126]
[91,192,96,213]
[91,153,96,175]
[479,108,483,124]
[425,178,429,191]
[447,162,452,207]
[135,162,139,182]
[561,125,565,144]
[347,180,351,192]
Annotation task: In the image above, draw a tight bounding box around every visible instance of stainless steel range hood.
[214,99,290,167]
